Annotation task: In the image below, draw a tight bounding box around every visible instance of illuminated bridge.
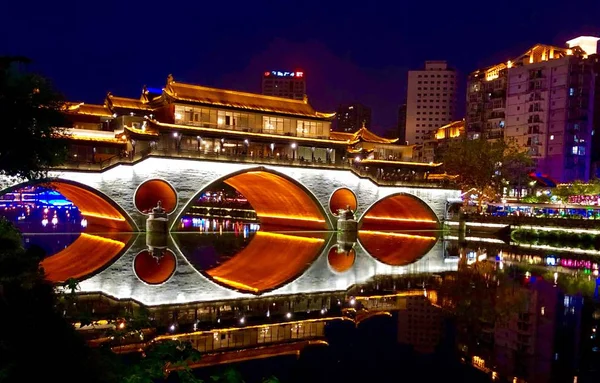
[0,74,463,307]
[0,156,460,305]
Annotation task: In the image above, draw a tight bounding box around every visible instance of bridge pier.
[337,206,358,243]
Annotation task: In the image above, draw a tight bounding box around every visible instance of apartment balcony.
[488,111,505,119]
[485,130,504,140]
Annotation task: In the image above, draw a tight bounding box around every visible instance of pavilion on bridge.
[60,75,445,181]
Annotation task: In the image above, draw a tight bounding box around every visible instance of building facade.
[466,36,600,183]
[334,103,372,133]
[261,70,306,100]
[397,103,407,144]
[414,119,465,164]
[466,63,508,140]
[405,61,458,146]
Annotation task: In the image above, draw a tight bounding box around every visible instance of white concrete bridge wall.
[21,157,461,229]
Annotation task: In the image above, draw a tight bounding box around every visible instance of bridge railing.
[53,147,456,189]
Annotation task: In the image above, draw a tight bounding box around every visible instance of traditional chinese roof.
[64,102,113,118]
[163,75,335,119]
[329,126,398,144]
[347,147,374,154]
[106,94,152,111]
[124,125,159,137]
[65,128,127,145]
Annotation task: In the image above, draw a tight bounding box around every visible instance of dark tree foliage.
[0,218,117,383]
[0,56,69,180]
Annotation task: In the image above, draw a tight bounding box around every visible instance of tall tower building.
[262,70,306,100]
[334,103,372,133]
[466,36,600,183]
[405,61,457,145]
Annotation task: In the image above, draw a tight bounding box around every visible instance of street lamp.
[196,136,202,151]
[172,132,181,151]
[291,142,297,160]
[270,143,275,156]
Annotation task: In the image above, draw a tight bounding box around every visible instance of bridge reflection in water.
[39,227,453,306]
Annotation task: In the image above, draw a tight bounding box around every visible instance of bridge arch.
[358,192,439,232]
[1,178,137,232]
[192,231,328,294]
[133,249,177,285]
[327,245,356,274]
[42,233,133,283]
[173,166,332,231]
[134,178,178,215]
[329,187,358,216]
[358,230,438,266]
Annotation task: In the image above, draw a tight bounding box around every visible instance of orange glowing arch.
[205,231,326,294]
[327,246,356,273]
[134,179,178,214]
[1,179,136,232]
[175,167,331,231]
[359,193,439,232]
[133,249,177,285]
[42,233,133,283]
[358,231,438,266]
[329,188,358,216]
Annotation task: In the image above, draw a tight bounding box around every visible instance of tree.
[501,142,535,200]
[440,138,532,208]
[0,56,69,181]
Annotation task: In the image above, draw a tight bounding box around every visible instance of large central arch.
[359,192,439,232]
[174,167,331,231]
[204,231,327,293]
[1,179,137,232]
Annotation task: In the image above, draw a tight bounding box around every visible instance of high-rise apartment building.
[405,61,457,145]
[262,70,306,100]
[466,36,600,183]
[466,63,508,140]
[334,103,372,133]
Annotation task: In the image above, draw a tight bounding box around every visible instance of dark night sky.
[2,0,599,133]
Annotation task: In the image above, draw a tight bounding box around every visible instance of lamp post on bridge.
[173,132,181,152]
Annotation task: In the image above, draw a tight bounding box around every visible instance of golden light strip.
[362,216,438,223]
[78,232,127,247]
[255,231,325,243]
[359,230,437,241]
[359,159,442,167]
[154,317,352,341]
[257,214,326,224]
[355,290,430,300]
[211,276,259,293]
[80,211,127,222]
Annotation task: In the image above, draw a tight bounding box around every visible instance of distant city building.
[334,103,372,133]
[405,61,458,146]
[261,70,306,100]
[397,103,407,144]
[466,36,600,183]
[414,119,465,163]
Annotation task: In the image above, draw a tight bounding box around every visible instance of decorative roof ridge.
[166,79,310,105]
